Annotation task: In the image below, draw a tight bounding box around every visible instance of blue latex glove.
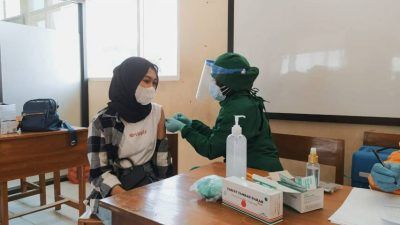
[371,163,400,192]
[165,118,185,132]
[172,112,192,125]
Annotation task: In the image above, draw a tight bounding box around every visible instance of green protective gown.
[181,91,283,172]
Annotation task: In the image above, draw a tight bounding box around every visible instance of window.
[4,0,21,18]
[0,2,4,19]
[86,0,178,80]
[1,0,79,33]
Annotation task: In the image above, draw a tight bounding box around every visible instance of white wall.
[0,21,81,125]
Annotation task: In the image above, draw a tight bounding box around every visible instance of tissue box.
[222,176,283,224]
[283,188,324,213]
[0,104,18,134]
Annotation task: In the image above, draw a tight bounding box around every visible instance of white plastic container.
[226,115,247,179]
[0,104,18,134]
[306,147,320,187]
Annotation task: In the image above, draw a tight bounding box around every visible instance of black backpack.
[20,99,77,146]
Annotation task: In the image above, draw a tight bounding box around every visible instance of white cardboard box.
[222,176,283,224]
[283,188,324,213]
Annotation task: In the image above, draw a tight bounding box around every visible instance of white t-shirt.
[118,103,162,167]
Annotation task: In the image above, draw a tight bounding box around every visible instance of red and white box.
[222,176,283,224]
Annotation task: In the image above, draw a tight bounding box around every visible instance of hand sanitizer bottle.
[306,147,320,187]
[226,115,247,179]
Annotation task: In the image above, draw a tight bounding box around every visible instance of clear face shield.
[195,60,215,101]
[196,60,247,101]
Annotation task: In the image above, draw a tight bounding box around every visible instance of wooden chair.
[272,133,345,184]
[363,131,400,149]
[77,133,178,225]
[167,133,179,176]
[77,215,103,225]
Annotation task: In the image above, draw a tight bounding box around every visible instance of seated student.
[86,57,171,214]
[369,150,400,194]
[165,52,283,172]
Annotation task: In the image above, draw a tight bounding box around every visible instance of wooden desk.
[99,162,351,225]
[0,128,88,225]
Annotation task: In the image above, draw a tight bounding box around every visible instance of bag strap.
[113,158,135,178]
[114,158,135,169]
[62,121,77,146]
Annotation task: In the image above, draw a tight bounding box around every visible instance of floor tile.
[7,181,91,225]
[9,218,35,225]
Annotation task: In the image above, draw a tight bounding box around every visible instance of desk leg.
[77,166,85,215]
[0,181,9,225]
[20,178,27,193]
[54,171,61,210]
[39,174,46,206]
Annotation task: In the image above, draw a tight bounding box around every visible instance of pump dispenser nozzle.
[232,115,246,135]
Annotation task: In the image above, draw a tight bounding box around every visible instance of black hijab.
[108,57,158,123]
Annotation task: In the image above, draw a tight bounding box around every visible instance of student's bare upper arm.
[157,108,166,139]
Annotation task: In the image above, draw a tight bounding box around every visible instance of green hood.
[212,52,259,91]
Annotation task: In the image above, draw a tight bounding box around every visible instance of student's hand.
[173,113,192,125]
[371,163,400,192]
[111,185,126,196]
[165,118,185,132]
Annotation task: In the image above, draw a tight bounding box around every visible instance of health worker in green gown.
[165,53,283,172]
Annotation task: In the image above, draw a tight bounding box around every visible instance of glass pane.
[49,3,78,33]
[30,0,44,11]
[86,0,139,78]
[4,0,21,18]
[1,0,78,33]
[37,19,45,28]
[142,0,178,77]
[0,1,4,20]
[51,0,65,4]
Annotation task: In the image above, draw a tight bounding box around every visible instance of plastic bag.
[190,175,223,202]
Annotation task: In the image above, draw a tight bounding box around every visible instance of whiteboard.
[233,0,400,119]
[0,21,81,125]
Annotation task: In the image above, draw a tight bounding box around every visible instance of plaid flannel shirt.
[87,107,171,199]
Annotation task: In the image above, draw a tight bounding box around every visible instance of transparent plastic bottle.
[306,147,320,187]
[226,115,247,179]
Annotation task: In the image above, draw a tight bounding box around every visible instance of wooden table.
[0,128,88,225]
[99,162,351,225]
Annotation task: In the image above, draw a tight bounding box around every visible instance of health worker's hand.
[173,112,192,125]
[165,118,186,133]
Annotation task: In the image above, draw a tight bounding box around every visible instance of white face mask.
[135,85,156,105]
[209,79,226,102]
